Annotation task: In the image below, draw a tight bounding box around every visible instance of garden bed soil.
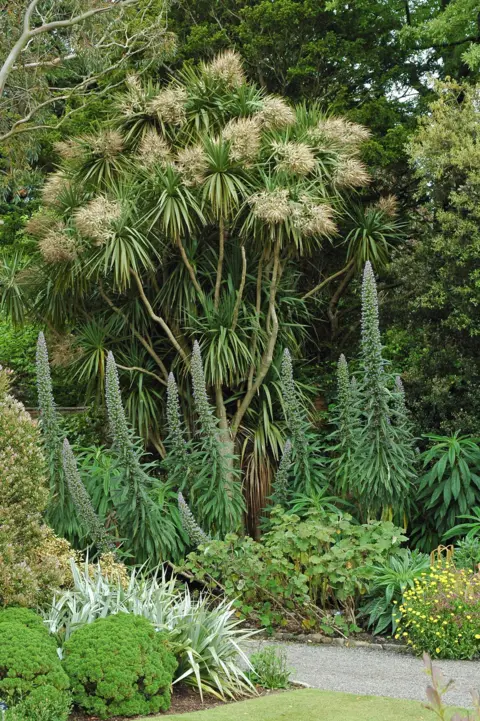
[69,684,300,720]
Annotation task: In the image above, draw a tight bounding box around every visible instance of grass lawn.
[140,688,464,721]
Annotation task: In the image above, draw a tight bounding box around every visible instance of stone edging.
[253,630,411,655]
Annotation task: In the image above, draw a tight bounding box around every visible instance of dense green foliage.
[247,647,291,690]
[63,613,176,719]
[184,508,406,631]
[0,367,75,607]
[0,609,69,705]
[388,81,480,434]
[416,433,480,548]
[360,549,431,635]
[5,686,71,721]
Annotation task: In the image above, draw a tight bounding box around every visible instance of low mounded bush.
[5,685,71,721]
[394,565,480,659]
[62,613,177,719]
[0,608,69,705]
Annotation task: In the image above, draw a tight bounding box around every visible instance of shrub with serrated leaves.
[63,613,176,719]
[0,609,69,706]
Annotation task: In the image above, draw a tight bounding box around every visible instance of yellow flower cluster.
[393,564,480,660]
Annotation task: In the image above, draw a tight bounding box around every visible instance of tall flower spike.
[272,439,292,506]
[394,375,408,417]
[191,340,217,436]
[336,354,354,444]
[178,492,210,547]
[105,351,130,451]
[281,348,312,488]
[166,373,188,454]
[36,331,57,437]
[62,439,114,553]
[361,261,384,392]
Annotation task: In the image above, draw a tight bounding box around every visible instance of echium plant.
[271,439,292,506]
[281,348,325,496]
[105,351,182,563]
[62,439,114,554]
[178,492,210,547]
[164,372,192,488]
[329,354,357,494]
[36,332,80,542]
[188,340,244,536]
[337,262,415,520]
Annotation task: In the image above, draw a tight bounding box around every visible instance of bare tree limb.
[302,260,354,301]
[175,236,203,296]
[231,245,246,332]
[231,241,281,437]
[116,363,167,387]
[130,270,189,364]
[0,0,138,97]
[99,282,169,381]
[214,217,225,309]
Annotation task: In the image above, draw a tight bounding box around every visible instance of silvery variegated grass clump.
[45,559,257,701]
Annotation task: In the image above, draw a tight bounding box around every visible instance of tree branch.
[247,248,265,390]
[231,245,246,332]
[116,363,167,387]
[302,260,354,301]
[0,0,137,97]
[176,236,203,296]
[0,45,150,143]
[231,241,281,437]
[214,217,225,309]
[130,270,189,364]
[99,282,169,381]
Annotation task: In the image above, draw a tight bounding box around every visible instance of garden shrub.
[5,685,71,721]
[248,646,291,689]
[0,610,69,704]
[0,371,66,607]
[62,613,177,719]
[394,565,480,659]
[0,607,47,632]
[184,508,406,632]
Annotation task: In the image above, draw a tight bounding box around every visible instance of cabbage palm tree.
[7,51,385,532]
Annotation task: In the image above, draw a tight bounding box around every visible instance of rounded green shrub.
[0,607,48,632]
[63,613,177,719]
[0,613,69,704]
[5,685,71,721]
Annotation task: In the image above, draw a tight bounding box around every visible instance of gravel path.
[245,641,480,708]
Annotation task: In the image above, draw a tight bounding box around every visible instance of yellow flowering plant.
[394,565,480,659]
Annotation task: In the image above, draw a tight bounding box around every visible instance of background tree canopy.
[1,0,480,533]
